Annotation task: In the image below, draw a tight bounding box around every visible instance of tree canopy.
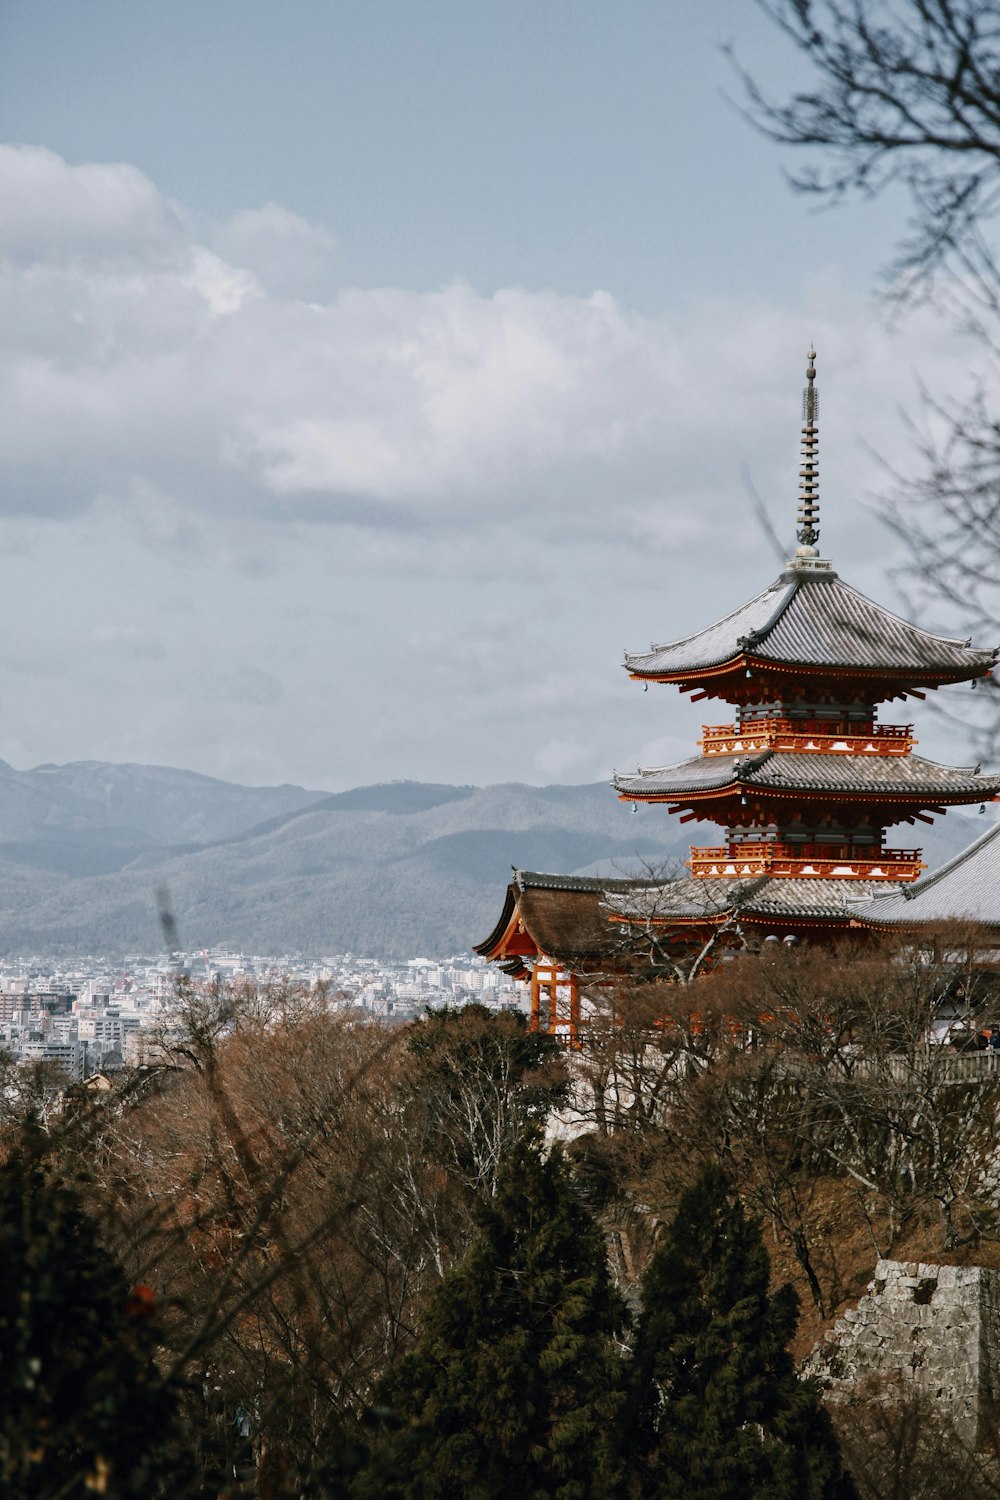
[362,1133,626,1500]
[0,1120,186,1499]
[624,1165,857,1500]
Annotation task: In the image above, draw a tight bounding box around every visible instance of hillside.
[0,768,691,957]
[0,762,984,958]
[0,760,326,850]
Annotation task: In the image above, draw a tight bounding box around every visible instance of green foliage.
[360,1134,626,1500]
[623,1165,857,1500]
[0,1120,187,1499]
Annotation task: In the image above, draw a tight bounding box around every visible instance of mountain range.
[0,759,985,959]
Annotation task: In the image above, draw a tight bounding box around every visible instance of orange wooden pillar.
[528,963,581,1047]
[568,975,581,1049]
[529,964,544,1032]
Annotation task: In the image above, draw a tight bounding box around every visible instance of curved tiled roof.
[473,869,658,964]
[629,579,794,674]
[625,562,998,681]
[603,877,758,922]
[515,870,643,894]
[752,751,995,796]
[616,754,747,796]
[745,877,883,919]
[851,821,1000,929]
[614,750,1000,803]
[604,875,882,924]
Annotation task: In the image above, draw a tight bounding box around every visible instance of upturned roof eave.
[622,578,795,678]
[624,567,998,684]
[613,749,1000,804]
[625,652,996,687]
[472,882,520,958]
[616,783,999,809]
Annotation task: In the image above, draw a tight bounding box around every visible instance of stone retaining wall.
[803,1260,1000,1448]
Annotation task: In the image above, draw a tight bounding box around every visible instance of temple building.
[611,349,999,944]
[475,353,1000,1030]
[473,871,648,1038]
[851,820,1000,936]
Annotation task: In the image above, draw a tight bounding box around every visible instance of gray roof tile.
[753,751,996,796]
[625,566,998,679]
[851,822,1000,928]
[604,875,882,923]
[615,754,745,795]
[614,750,1000,801]
[514,870,651,894]
[603,877,757,921]
[745,877,883,918]
[625,580,793,675]
[760,575,995,672]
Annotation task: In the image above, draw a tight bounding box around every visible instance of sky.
[0,1,991,792]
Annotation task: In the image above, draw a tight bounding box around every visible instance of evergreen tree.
[623,1165,856,1500]
[0,1120,188,1498]
[359,1133,626,1500]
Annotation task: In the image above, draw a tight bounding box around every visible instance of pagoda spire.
[796,347,820,553]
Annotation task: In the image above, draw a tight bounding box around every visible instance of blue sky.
[0,2,987,791]
[0,1,902,308]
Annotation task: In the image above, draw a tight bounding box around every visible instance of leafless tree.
[59,977,449,1491]
[62,977,579,1493]
[734,0,1000,751]
[569,870,754,1140]
[401,1003,569,1200]
[700,930,1000,1263]
[572,926,1000,1320]
[832,1382,1000,1500]
[736,2,1000,303]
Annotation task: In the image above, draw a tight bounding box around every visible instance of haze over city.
[0,1,991,794]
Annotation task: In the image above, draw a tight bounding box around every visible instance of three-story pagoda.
[614,351,1000,926]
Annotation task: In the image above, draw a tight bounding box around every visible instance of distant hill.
[0,760,326,848]
[0,762,986,958]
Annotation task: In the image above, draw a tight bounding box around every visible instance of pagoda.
[612,350,1000,931]
[474,352,1000,1035]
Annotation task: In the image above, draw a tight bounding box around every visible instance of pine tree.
[359,1133,627,1500]
[623,1165,857,1500]
[0,1120,188,1498]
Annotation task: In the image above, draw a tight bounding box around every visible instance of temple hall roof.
[603,874,885,926]
[473,869,649,966]
[850,821,1000,930]
[474,869,880,977]
[625,562,998,682]
[614,750,1000,804]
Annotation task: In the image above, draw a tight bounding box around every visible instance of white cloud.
[0,144,995,789]
[0,143,989,560]
[213,202,337,301]
[183,247,258,316]
[0,144,186,264]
